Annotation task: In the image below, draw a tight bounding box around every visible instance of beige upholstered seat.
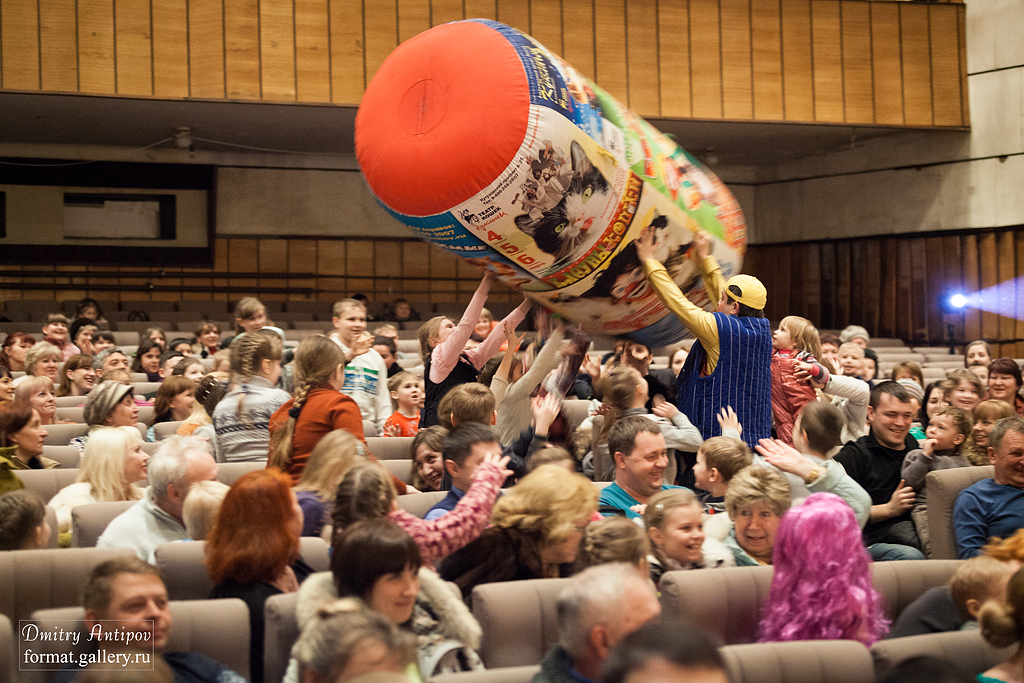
[70,500,136,548]
[41,423,88,446]
[365,436,414,460]
[431,666,541,683]
[560,399,591,433]
[660,565,774,645]
[153,421,183,440]
[471,578,567,668]
[30,598,250,682]
[871,629,1013,680]
[870,560,961,621]
[216,461,265,486]
[660,561,961,645]
[155,537,330,601]
[927,465,995,559]
[383,458,414,484]
[40,445,81,468]
[0,547,134,626]
[395,491,448,518]
[54,406,84,422]
[15,469,81,502]
[721,640,874,683]
[264,591,300,683]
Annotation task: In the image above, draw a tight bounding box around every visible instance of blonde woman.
[293,430,366,537]
[12,343,61,387]
[47,426,148,546]
[438,463,599,600]
[14,375,60,426]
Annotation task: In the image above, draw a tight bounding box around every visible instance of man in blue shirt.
[426,422,502,520]
[599,416,681,519]
[954,416,1024,558]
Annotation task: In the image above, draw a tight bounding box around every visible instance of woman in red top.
[268,336,408,493]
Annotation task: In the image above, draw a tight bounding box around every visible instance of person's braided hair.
[229,331,282,425]
[329,464,396,549]
[269,336,345,470]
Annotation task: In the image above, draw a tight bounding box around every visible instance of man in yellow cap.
[636,227,771,448]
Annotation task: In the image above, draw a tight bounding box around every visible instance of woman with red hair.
[0,333,36,373]
[206,468,313,683]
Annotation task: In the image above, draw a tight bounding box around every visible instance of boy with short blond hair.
[329,298,391,434]
[692,436,753,504]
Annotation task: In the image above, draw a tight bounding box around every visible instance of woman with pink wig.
[759,492,889,645]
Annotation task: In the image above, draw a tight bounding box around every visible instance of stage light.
[950,293,967,309]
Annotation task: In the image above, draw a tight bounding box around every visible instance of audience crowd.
[2,236,1024,683]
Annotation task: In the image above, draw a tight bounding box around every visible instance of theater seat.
[41,445,81,468]
[660,561,960,646]
[396,491,448,518]
[156,538,330,601]
[366,436,414,460]
[660,566,773,644]
[70,500,136,548]
[384,459,414,484]
[432,665,541,683]
[927,466,994,559]
[30,598,250,683]
[216,461,266,486]
[153,421,183,440]
[264,592,300,683]
[42,423,89,446]
[0,547,134,626]
[870,629,1013,680]
[870,560,962,621]
[471,578,567,668]
[721,640,874,683]
[15,468,81,502]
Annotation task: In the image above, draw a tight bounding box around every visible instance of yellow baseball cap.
[724,274,767,310]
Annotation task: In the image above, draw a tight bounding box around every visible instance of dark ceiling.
[0,91,926,167]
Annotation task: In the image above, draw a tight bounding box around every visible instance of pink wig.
[758,492,889,645]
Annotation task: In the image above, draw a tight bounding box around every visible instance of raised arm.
[466,296,533,369]
[429,272,494,383]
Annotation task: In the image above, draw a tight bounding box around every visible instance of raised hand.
[717,406,743,437]
[481,451,514,480]
[652,395,679,419]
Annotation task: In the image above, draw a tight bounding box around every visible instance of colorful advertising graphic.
[356,19,746,346]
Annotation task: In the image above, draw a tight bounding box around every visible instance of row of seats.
[0,551,999,683]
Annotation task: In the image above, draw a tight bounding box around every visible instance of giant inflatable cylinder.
[356,19,747,346]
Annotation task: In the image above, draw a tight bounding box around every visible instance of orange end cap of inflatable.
[356,21,530,218]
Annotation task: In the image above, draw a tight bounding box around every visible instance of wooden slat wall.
[0,0,969,128]
[746,227,1024,356]
[0,237,518,306]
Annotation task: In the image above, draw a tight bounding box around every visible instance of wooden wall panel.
[780,0,814,122]
[39,0,79,92]
[562,1,595,80]
[115,0,154,96]
[464,0,497,20]
[294,0,331,103]
[0,0,972,130]
[224,0,262,99]
[751,0,783,121]
[260,0,297,100]
[329,0,365,104]
[627,0,660,116]
[1016,238,1024,359]
[364,0,399,85]
[957,6,969,127]
[1,0,40,90]
[399,0,431,43]
[497,0,530,35]
[961,234,981,342]
[900,3,932,126]
[658,0,691,118]
[690,0,723,119]
[152,0,189,97]
[529,0,562,55]
[978,233,999,342]
[870,3,902,125]
[720,0,753,120]
[811,0,843,123]
[841,1,872,124]
[431,0,465,27]
[594,0,629,106]
[929,5,962,127]
[189,0,227,98]
[78,0,116,94]
[997,232,1016,355]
